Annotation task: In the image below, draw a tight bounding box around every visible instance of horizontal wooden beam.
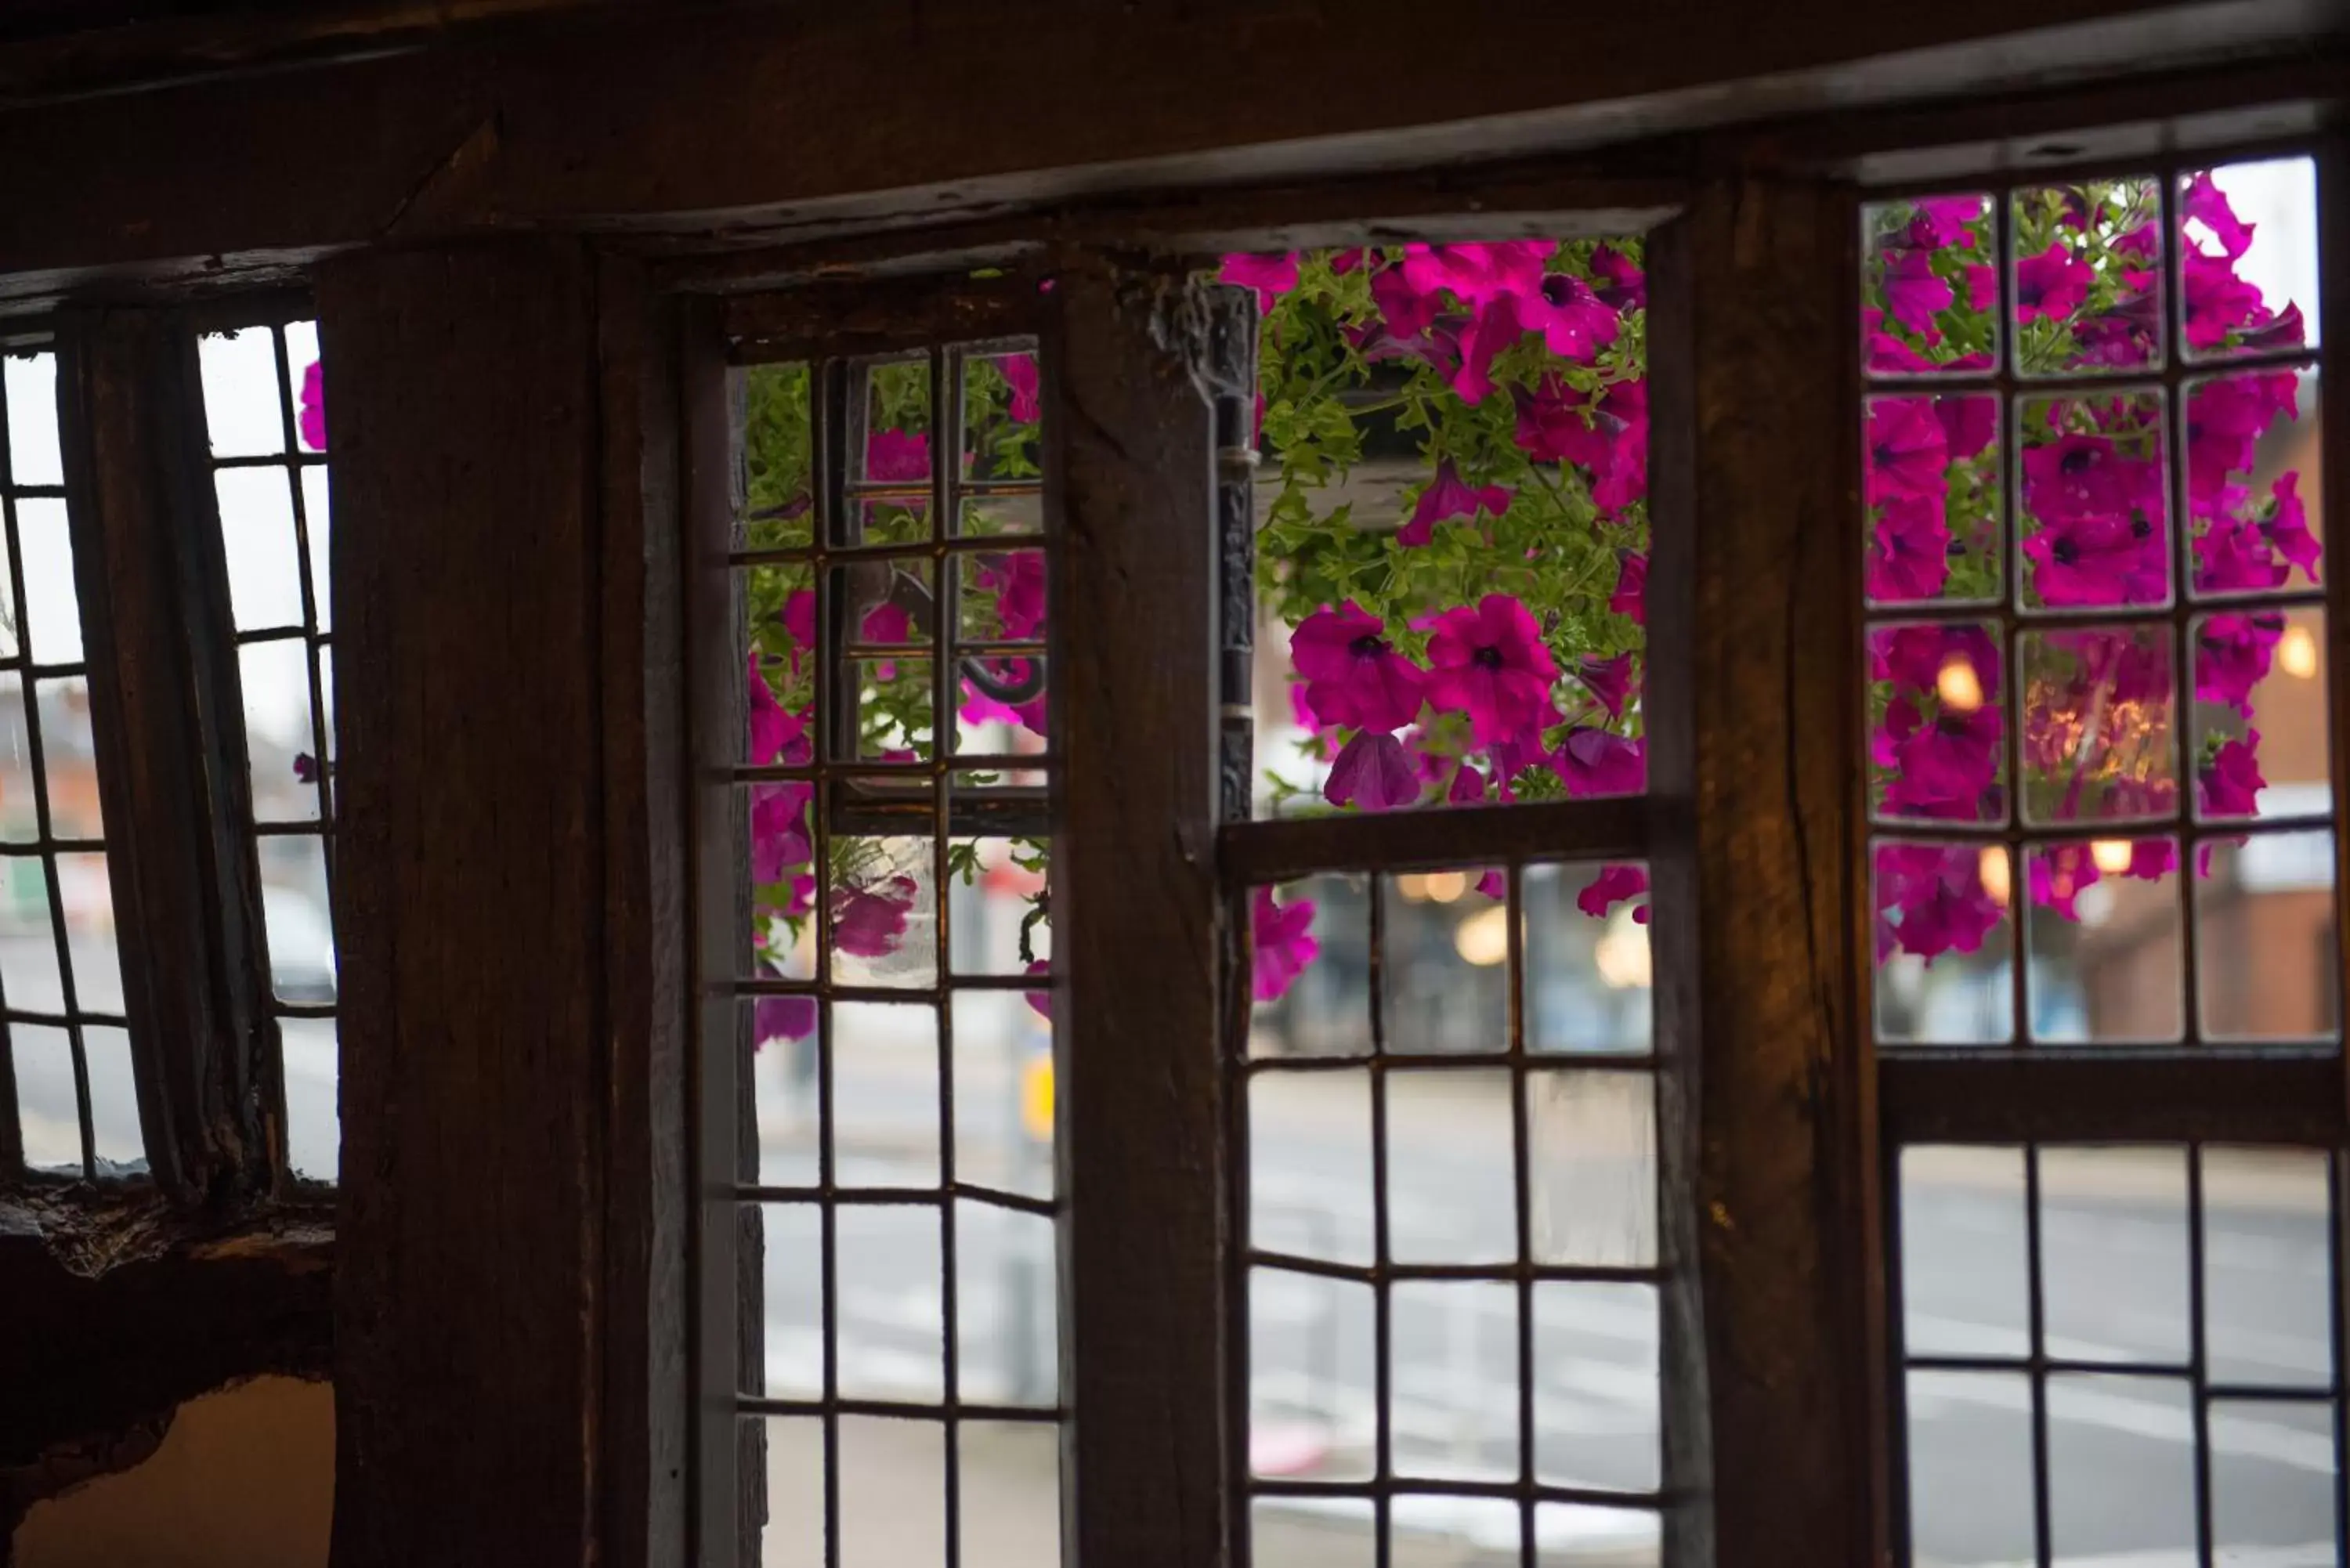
[0,0,2334,309]
[1220,797,1651,887]
[1880,1050,2348,1145]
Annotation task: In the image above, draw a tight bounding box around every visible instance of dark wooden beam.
[1050,262,1227,1568]
[1879,1052,2348,1145]
[322,237,620,1566]
[1644,175,1878,1568]
[1219,797,1650,889]
[0,0,2333,306]
[52,306,280,1203]
[0,1193,332,1479]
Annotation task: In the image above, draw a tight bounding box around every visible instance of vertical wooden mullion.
[1049,260,1227,1568]
[682,294,747,1568]
[52,306,280,1202]
[1645,174,1878,1568]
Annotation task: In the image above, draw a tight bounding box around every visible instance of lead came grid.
[723,341,1063,1568]
[1237,860,1663,1568]
[1861,154,2348,1568]
[0,349,136,1181]
[197,318,339,1183]
[1862,158,2334,1051]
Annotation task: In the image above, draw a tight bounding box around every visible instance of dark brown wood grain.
[52,306,280,1204]
[1220,797,1650,888]
[1880,1052,2347,1145]
[1644,175,1878,1568]
[1049,263,1228,1568]
[0,0,2330,309]
[320,237,612,1567]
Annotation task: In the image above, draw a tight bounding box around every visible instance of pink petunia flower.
[1290,602,1427,734]
[1866,398,1950,506]
[1220,252,1303,310]
[1399,461,1513,546]
[1550,727,1646,797]
[1879,247,1954,335]
[1424,594,1559,746]
[833,875,917,959]
[1251,887,1318,1003]
[1575,653,1634,719]
[866,428,930,483]
[1577,864,1650,923]
[2015,244,2094,325]
[298,359,326,451]
[1325,730,1419,811]
[2200,734,2267,817]
[754,994,818,1046]
[1000,353,1041,424]
[1610,551,1647,625]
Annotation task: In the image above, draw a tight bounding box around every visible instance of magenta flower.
[2183,252,2271,350]
[298,359,326,451]
[1000,354,1041,424]
[1864,307,1936,374]
[1399,240,1550,308]
[2015,244,2094,324]
[975,551,1047,638]
[2269,472,2320,577]
[1867,497,1953,604]
[1220,252,1302,310]
[1325,730,1419,812]
[1879,247,1954,334]
[1575,652,1634,719]
[2027,844,2099,921]
[2200,734,2266,817]
[1290,602,1427,734]
[1550,727,1646,797]
[1577,864,1650,923]
[1425,594,1559,746]
[1875,843,2003,963]
[1886,704,2003,820]
[1871,622,2001,698]
[1936,394,1997,463]
[747,653,808,765]
[1023,958,1051,1021]
[1399,461,1512,546]
[1589,244,1645,310]
[1908,195,1986,248]
[866,428,930,483]
[754,994,818,1046]
[1610,551,1647,625]
[2195,612,2283,715]
[1518,273,1621,363]
[2183,172,2254,259]
[750,782,813,883]
[833,875,917,959]
[2020,435,2167,605]
[2187,374,2299,504]
[1448,764,1488,804]
[1866,398,1950,506]
[1251,887,1319,1003]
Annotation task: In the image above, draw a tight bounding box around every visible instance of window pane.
[3,353,62,486]
[1900,1144,2030,1360]
[1386,1067,1514,1265]
[2193,608,2330,822]
[2196,830,2337,1040]
[2047,1375,2196,1563]
[16,499,81,666]
[1238,238,1648,820]
[2024,835,2183,1044]
[1905,1371,2037,1567]
[215,468,305,632]
[198,329,287,457]
[1864,392,2002,606]
[1389,1281,1518,1483]
[957,1419,1060,1567]
[1248,874,1369,1058]
[1528,1068,1656,1269]
[1523,860,1652,1055]
[1250,1066,1372,1267]
[1534,1281,1658,1494]
[1381,868,1508,1054]
[1861,193,1998,376]
[831,1001,938,1189]
[837,1415,944,1568]
[2010,177,2164,377]
[1251,1268,1373,1483]
[9,1022,80,1171]
[1253,1497,1373,1568]
[2040,1146,2189,1367]
[1873,840,2016,1045]
[2179,157,2321,363]
[2209,1398,2337,1562]
[2203,1146,2334,1389]
[955,1200,1057,1407]
[949,989,1051,1203]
